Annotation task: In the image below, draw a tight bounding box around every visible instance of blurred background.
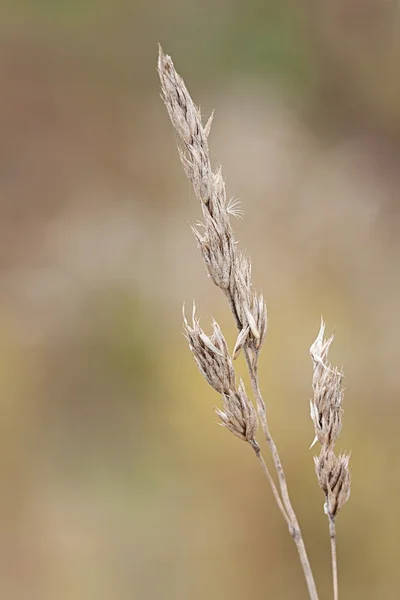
[0,0,399,598]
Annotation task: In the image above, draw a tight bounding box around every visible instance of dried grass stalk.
[310,321,351,600]
[158,46,320,599]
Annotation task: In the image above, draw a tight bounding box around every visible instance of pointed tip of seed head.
[310,317,335,365]
[192,301,197,324]
[182,302,188,328]
[204,110,214,138]
[157,45,176,83]
[317,317,326,342]
[157,44,166,72]
[157,44,170,65]
[182,301,199,331]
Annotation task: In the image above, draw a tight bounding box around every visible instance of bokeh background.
[0,0,400,598]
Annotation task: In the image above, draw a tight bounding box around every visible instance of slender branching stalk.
[244,347,318,599]
[310,322,351,600]
[249,438,291,527]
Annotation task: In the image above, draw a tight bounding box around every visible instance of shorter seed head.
[215,379,258,442]
[183,305,236,395]
[310,320,344,448]
[314,449,351,517]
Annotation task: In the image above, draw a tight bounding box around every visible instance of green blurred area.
[0,1,399,598]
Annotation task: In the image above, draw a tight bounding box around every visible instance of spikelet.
[310,320,351,517]
[183,305,258,442]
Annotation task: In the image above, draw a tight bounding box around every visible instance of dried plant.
[310,321,351,600]
[157,46,351,600]
[183,306,258,442]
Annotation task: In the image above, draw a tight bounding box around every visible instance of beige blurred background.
[0,0,399,598]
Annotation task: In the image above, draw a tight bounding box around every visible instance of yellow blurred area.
[0,0,399,598]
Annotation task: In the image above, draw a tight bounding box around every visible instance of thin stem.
[329,516,338,600]
[249,439,291,527]
[244,347,319,600]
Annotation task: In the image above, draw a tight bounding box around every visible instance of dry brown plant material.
[310,321,351,600]
[158,46,349,600]
[183,306,257,442]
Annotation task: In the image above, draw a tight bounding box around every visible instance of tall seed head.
[158,46,267,356]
